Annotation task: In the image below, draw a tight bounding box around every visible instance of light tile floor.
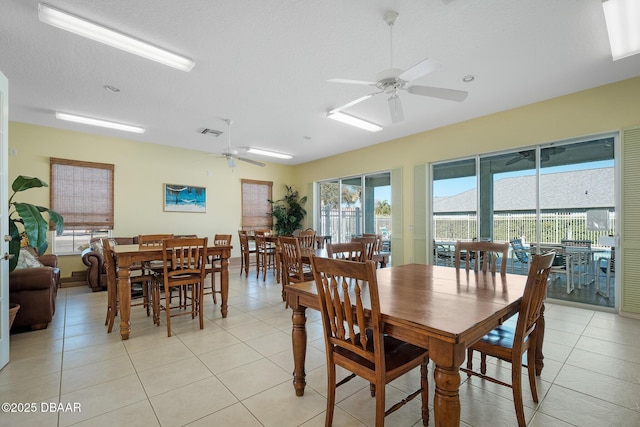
[2,268,640,426]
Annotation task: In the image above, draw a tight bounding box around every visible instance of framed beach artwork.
[164,184,206,213]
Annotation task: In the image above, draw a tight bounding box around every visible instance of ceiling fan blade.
[237,157,266,167]
[328,78,377,86]
[399,58,441,82]
[407,85,468,102]
[329,94,375,114]
[388,94,404,123]
[505,156,524,166]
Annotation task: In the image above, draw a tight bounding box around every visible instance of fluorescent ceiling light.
[602,0,640,60]
[327,111,383,132]
[246,148,293,159]
[38,3,195,71]
[56,112,145,133]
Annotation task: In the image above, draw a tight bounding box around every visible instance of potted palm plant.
[268,185,307,236]
[8,175,64,272]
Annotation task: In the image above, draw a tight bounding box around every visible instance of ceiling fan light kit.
[38,3,195,71]
[55,112,145,133]
[327,111,383,132]
[327,10,468,125]
[602,0,640,60]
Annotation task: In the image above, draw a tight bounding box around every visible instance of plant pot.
[9,303,20,330]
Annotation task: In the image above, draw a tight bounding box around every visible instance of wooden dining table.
[286,263,543,427]
[112,243,232,340]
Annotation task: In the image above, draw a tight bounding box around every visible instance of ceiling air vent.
[201,128,223,136]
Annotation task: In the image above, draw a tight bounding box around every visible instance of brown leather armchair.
[9,254,60,330]
[81,237,138,291]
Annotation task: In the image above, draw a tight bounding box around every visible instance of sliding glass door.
[432,136,616,309]
[318,172,391,243]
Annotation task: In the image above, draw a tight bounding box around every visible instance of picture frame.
[164,184,206,213]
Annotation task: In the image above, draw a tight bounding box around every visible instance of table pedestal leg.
[116,268,131,340]
[291,305,307,396]
[429,339,465,427]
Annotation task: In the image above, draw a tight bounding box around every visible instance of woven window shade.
[50,158,114,230]
[241,179,273,230]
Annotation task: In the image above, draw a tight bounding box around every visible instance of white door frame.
[0,70,10,369]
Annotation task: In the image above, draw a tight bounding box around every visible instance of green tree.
[374,200,392,216]
[319,183,361,208]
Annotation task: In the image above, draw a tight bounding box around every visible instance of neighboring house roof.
[434,167,614,213]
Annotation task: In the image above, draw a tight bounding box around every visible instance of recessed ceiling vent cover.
[201,128,223,136]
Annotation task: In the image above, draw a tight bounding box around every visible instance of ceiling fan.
[505,147,566,165]
[219,119,265,168]
[328,10,468,124]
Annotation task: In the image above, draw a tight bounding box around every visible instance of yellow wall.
[293,76,640,262]
[9,123,295,276]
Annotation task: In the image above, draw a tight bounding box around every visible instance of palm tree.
[375,200,391,216]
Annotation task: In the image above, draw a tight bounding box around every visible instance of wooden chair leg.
[375,379,386,427]
[420,359,429,426]
[466,348,474,375]
[326,363,336,427]
[512,358,526,427]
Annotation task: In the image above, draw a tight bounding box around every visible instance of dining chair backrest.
[350,236,377,260]
[279,236,309,283]
[312,256,381,363]
[362,233,383,253]
[455,240,509,274]
[510,238,529,263]
[162,237,208,284]
[298,229,317,249]
[326,242,366,262]
[515,251,556,348]
[213,234,232,246]
[561,239,592,248]
[139,234,174,248]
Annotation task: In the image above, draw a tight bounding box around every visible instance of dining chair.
[238,230,256,277]
[255,230,276,281]
[138,234,174,274]
[326,242,366,262]
[561,239,592,291]
[102,239,155,333]
[509,238,530,274]
[204,234,232,304]
[297,229,317,248]
[434,240,456,267]
[152,237,208,337]
[310,255,429,427]
[597,247,615,298]
[351,236,377,261]
[279,236,314,306]
[455,240,509,274]
[461,251,555,427]
[362,233,383,253]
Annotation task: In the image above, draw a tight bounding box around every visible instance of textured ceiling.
[2,0,640,165]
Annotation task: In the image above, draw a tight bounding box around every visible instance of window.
[50,158,114,254]
[241,179,273,231]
